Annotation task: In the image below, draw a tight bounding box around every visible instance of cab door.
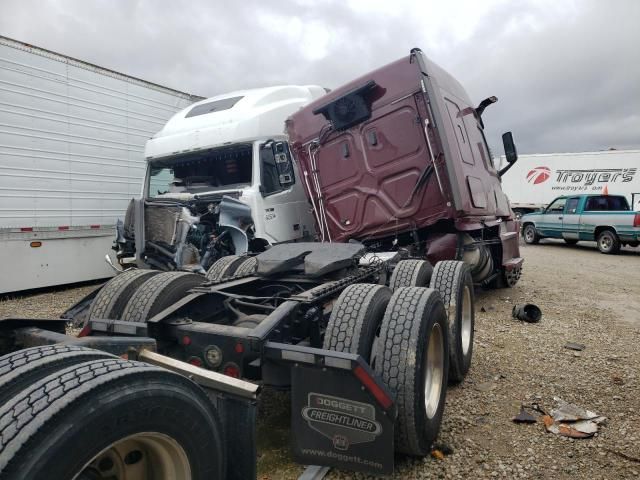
[256,141,314,244]
[561,196,581,241]
[537,197,566,238]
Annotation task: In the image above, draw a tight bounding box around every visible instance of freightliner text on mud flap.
[291,364,395,475]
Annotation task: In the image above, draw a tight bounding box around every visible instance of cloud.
[1,0,638,153]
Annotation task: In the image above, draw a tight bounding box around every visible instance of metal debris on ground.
[542,397,607,439]
[512,405,537,424]
[564,342,586,351]
[431,450,445,460]
[512,303,542,323]
[433,443,454,455]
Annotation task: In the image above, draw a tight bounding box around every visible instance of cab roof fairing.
[145,85,327,161]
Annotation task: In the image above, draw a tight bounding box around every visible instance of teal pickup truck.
[521,194,640,254]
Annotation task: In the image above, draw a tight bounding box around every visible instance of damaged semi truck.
[0,49,521,479]
[113,85,326,275]
[286,48,523,288]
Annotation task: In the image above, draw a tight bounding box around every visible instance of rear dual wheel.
[0,355,225,480]
[430,260,475,384]
[375,287,449,456]
[206,255,246,281]
[389,259,433,291]
[88,269,160,321]
[324,283,448,456]
[121,272,205,322]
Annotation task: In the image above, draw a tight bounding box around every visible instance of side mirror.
[498,132,518,177]
[272,142,294,186]
[502,132,518,164]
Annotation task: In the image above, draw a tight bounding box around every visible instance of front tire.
[0,358,225,479]
[523,224,540,244]
[597,230,621,254]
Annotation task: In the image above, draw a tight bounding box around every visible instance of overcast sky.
[1,0,639,154]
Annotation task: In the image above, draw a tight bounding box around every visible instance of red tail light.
[187,356,203,367]
[634,213,640,228]
[223,363,240,378]
[353,365,393,410]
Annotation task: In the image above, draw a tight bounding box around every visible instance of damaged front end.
[114,194,254,273]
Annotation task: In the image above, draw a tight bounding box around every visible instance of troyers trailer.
[495,149,640,215]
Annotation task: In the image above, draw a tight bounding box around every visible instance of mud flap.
[267,343,396,475]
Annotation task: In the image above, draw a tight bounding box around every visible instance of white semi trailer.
[496,149,640,215]
[0,36,202,293]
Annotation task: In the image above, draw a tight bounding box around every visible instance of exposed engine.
[115,194,254,272]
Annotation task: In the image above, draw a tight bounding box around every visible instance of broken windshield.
[147,144,253,197]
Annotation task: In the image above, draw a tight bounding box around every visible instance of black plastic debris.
[512,406,537,424]
[512,304,542,323]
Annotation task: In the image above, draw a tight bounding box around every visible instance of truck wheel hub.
[75,433,191,480]
[423,323,444,419]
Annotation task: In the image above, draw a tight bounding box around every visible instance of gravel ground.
[0,282,101,319]
[1,240,638,479]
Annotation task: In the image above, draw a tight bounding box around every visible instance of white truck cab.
[117,85,327,272]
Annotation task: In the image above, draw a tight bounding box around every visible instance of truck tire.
[233,256,258,277]
[206,255,245,281]
[522,224,540,244]
[121,272,205,322]
[389,259,433,291]
[429,260,474,384]
[0,345,114,408]
[374,287,448,456]
[88,269,160,321]
[0,358,225,479]
[323,284,392,363]
[597,229,621,254]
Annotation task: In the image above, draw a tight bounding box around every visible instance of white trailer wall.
[0,36,202,293]
[496,150,640,212]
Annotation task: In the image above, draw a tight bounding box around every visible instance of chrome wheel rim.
[74,432,191,480]
[600,235,611,251]
[461,286,472,356]
[423,323,444,419]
